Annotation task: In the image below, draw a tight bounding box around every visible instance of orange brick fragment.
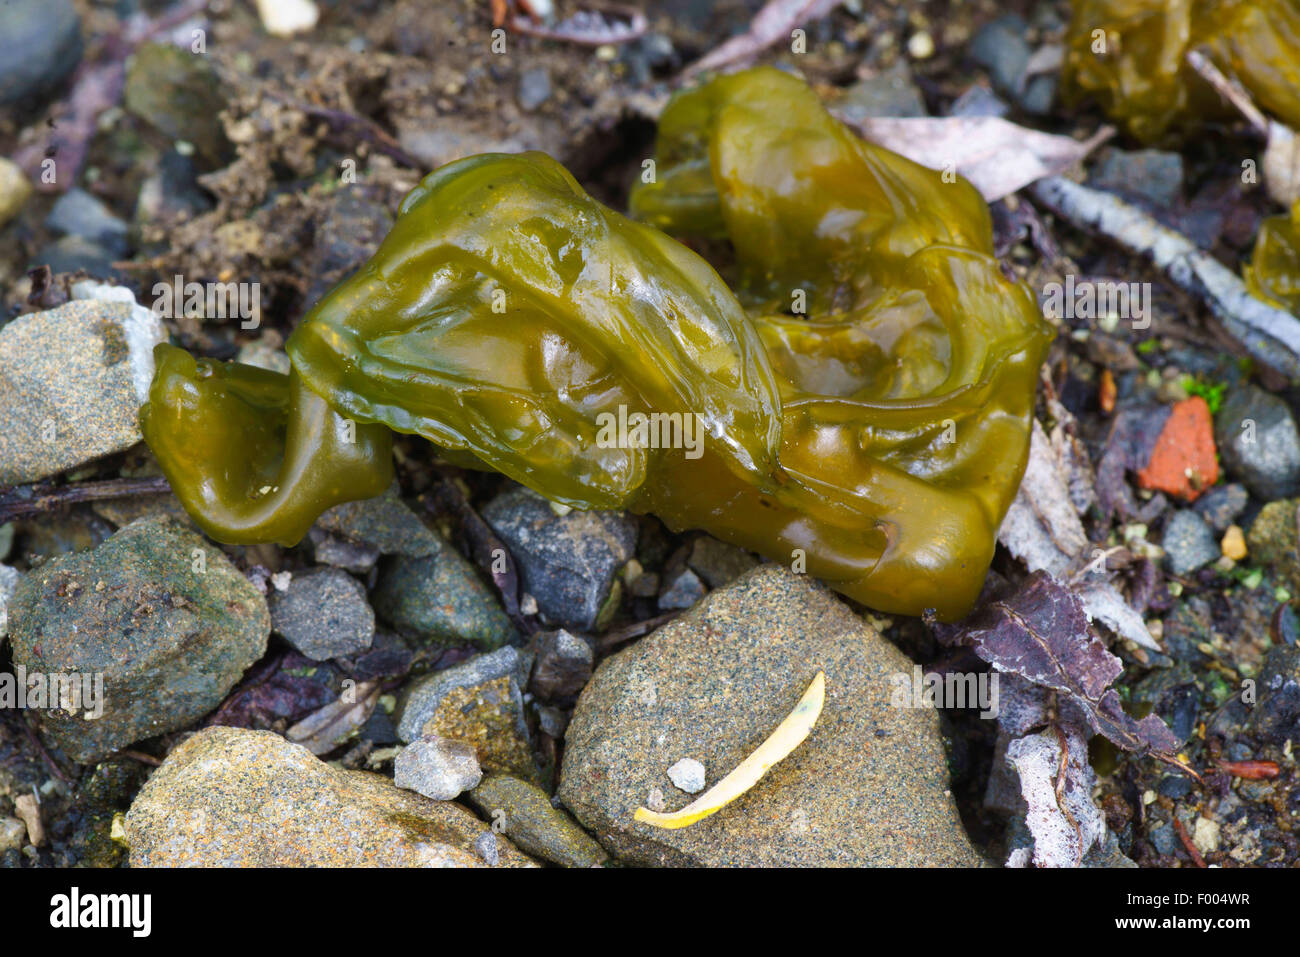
[1137,397,1219,502]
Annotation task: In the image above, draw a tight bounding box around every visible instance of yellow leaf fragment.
[633,670,826,830]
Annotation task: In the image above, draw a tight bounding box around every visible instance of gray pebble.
[1163,510,1220,575]
[269,567,375,661]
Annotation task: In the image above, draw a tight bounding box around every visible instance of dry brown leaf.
[285,679,382,755]
[682,0,841,78]
[999,420,1160,650]
[1006,725,1104,868]
[837,116,1113,202]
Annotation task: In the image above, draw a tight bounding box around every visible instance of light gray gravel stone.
[394,735,483,800]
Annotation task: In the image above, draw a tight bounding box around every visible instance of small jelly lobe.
[1063,0,1300,144]
[1246,201,1300,314]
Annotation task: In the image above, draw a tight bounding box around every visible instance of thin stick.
[1031,174,1300,379]
[597,611,679,650]
[1185,48,1269,135]
[0,476,172,524]
[19,713,72,788]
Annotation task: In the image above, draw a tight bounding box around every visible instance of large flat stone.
[558,565,984,866]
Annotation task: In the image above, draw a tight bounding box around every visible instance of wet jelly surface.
[141,68,1053,620]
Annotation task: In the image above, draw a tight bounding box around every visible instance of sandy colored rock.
[398,647,539,781]
[558,565,984,867]
[124,727,537,867]
[0,297,164,485]
[467,774,608,868]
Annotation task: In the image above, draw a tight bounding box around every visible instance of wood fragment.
[0,476,173,524]
[1172,816,1208,868]
[1031,175,1300,379]
[13,792,44,847]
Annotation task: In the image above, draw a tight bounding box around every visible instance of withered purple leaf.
[960,571,1179,755]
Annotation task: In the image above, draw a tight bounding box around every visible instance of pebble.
[686,535,758,588]
[32,236,121,279]
[1221,524,1247,561]
[397,646,539,781]
[0,817,24,854]
[1162,510,1221,576]
[254,0,319,36]
[968,14,1030,100]
[658,567,706,610]
[667,758,706,794]
[1246,644,1300,747]
[1090,148,1185,209]
[309,532,381,574]
[0,564,20,636]
[517,67,552,112]
[1246,498,1300,595]
[46,188,129,257]
[835,62,928,121]
[1214,384,1300,500]
[268,567,375,660]
[372,545,515,650]
[0,294,165,486]
[1191,482,1248,532]
[467,774,608,868]
[301,191,394,308]
[133,150,213,232]
[123,43,232,168]
[529,629,594,701]
[0,158,33,228]
[950,82,1011,118]
[482,486,637,631]
[907,30,935,60]
[7,517,269,763]
[236,337,292,375]
[123,727,536,866]
[0,0,83,107]
[1136,397,1219,502]
[315,485,441,556]
[394,735,483,800]
[558,565,983,866]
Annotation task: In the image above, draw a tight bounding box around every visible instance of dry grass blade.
[634,671,825,829]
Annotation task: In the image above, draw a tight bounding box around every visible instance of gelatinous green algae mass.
[289,150,782,508]
[139,67,1052,621]
[1064,0,1300,144]
[629,67,1051,618]
[139,344,393,545]
[1246,201,1300,314]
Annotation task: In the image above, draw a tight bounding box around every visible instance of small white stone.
[255,0,319,36]
[0,158,33,228]
[907,31,935,60]
[667,757,706,794]
[1193,816,1221,854]
[0,816,26,854]
[270,571,293,593]
[394,736,483,801]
